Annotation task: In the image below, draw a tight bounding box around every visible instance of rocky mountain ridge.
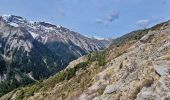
[1,15,110,63]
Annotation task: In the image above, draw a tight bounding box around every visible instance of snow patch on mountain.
[1,14,11,21]
[28,31,39,38]
[9,22,19,27]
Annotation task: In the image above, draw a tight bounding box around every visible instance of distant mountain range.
[0,15,110,96]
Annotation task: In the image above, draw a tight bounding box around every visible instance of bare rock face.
[0,16,62,81]
[136,61,170,100]
[96,21,170,100]
[75,21,170,100]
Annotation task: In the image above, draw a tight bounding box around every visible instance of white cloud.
[91,36,105,40]
[105,11,119,22]
[136,19,150,28]
[95,19,104,24]
[96,11,119,25]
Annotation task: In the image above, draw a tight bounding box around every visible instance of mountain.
[3,20,170,100]
[2,15,110,64]
[0,15,110,97]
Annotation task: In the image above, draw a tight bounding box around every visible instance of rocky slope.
[0,15,109,97]
[3,20,170,100]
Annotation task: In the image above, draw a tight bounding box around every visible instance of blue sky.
[0,0,170,38]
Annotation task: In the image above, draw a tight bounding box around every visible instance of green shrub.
[65,68,76,80]
[75,62,88,70]
[15,82,43,99]
[0,78,20,97]
[87,52,106,66]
